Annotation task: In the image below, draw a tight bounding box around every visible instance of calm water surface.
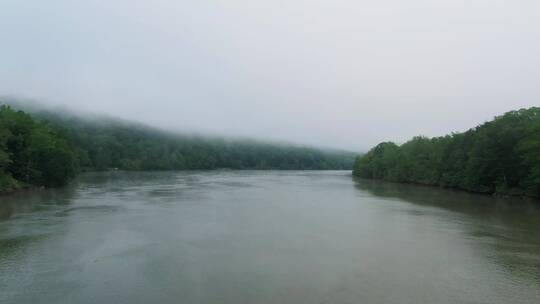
[0,171,539,304]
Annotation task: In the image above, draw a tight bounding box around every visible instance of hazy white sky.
[1,0,539,151]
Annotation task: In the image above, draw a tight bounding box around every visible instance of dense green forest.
[0,103,354,193]
[0,106,77,192]
[354,107,540,198]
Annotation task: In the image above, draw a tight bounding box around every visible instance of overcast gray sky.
[1,0,539,151]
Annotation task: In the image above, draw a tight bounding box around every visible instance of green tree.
[354,107,540,198]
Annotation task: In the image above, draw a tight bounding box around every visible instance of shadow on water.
[0,184,78,259]
[0,185,78,221]
[354,178,540,283]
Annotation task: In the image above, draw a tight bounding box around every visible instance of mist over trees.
[0,103,355,193]
[354,107,540,198]
[37,109,355,171]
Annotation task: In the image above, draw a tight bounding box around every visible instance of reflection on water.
[0,171,539,304]
[355,178,540,285]
[0,185,77,221]
[0,186,77,260]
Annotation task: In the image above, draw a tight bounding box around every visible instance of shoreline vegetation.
[0,105,77,194]
[4,101,539,201]
[0,103,355,194]
[353,107,540,199]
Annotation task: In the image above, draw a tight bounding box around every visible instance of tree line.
[354,107,540,198]
[0,106,77,192]
[1,104,355,193]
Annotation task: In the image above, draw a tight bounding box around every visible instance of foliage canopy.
[354,107,540,198]
[0,104,354,193]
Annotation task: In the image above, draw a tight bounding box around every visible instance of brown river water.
[1,171,539,304]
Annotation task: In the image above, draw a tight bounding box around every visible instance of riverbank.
[353,107,540,199]
[353,175,540,202]
[0,174,23,195]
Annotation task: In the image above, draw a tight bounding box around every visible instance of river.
[1,171,539,304]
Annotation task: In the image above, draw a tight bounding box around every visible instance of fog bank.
[1,0,539,150]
